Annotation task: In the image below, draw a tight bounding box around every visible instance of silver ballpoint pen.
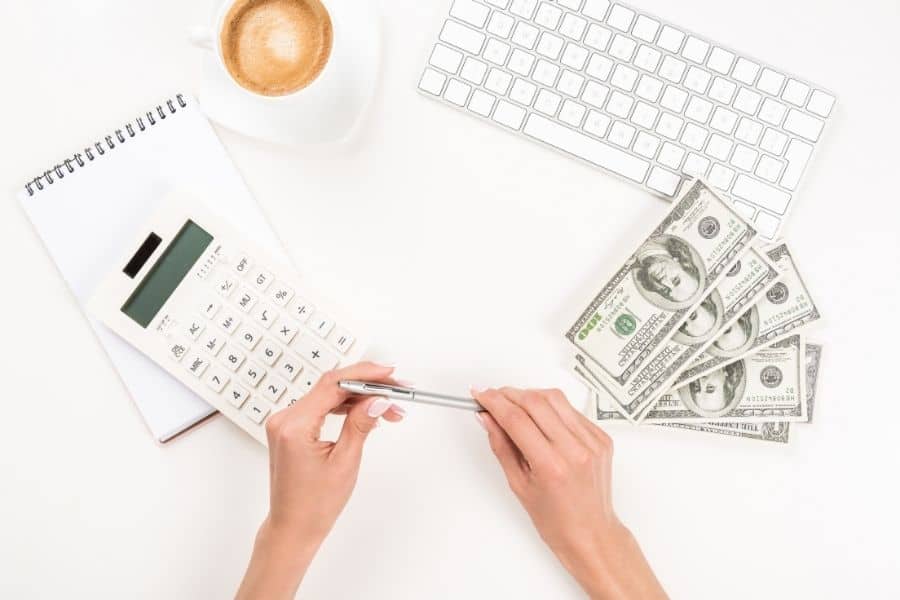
[339,381,484,412]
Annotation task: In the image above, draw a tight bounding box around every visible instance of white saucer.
[196,0,381,147]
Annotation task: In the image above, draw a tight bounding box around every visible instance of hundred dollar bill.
[586,343,822,441]
[586,247,781,421]
[565,179,758,420]
[673,243,820,387]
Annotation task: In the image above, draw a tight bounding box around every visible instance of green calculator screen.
[122,221,213,328]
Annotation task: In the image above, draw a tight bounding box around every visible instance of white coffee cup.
[191,0,378,144]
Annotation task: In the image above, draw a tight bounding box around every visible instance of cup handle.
[189,26,214,51]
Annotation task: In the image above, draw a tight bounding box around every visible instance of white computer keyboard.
[418,0,836,239]
[89,193,365,445]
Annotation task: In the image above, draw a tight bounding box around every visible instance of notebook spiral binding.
[23,94,188,197]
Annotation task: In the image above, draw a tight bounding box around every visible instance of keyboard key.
[735,118,763,144]
[586,54,613,80]
[685,97,713,123]
[759,98,787,126]
[659,86,687,112]
[755,155,784,183]
[633,45,661,72]
[440,20,486,54]
[581,0,610,21]
[217,308,241,335]
[710,107,738,134]
[510,0,538,19]
[708,77,736,104]
[732,200,756,221]
[512,22,540,49]
[243,397,271,424]
[608,35,636,61]
[250,267,273,292]
[636,75,663,102]
[606,91,633,118]
[294,334,341,371]
[646,166,681,196]
[557,70,586,96]
[730,145,759,171]
[656,25,684,53]
[753,212,781,239]
[484,68,512,94]
[200,297,220,319]
[610,64,638,91]
[608,121,636,147]
[707,47,735,74]
[630,102,659,129]
[235,288,258,313]
[510,78,538,105]
[226,382,250,408]
[560,45,589,71]
[222,345,246,372]
[559,14,588,40]
[184,317,205,341]
[732,57,760,85]
[655,113,683,140]
[559,100,587,126]
[329,328,356,354]
[214,275,237,298]
[733,87,762,115]
[199,330,225,357]
[419,68,447,95]
[275,353,303,382]
[535,89,563,115]
[269,282,294,307]
[680,123,708,150]
[522,114,649,181]
[732,175,791,213]
[584,110,611,137]
[493,100,527,129]
[631,15,660,42]
[257,337,283,366]
[633,131,661,158]
[757,68,785,95]
[683,153,710,177]
[310,313,335,338]
[240,360,267,388]
[233,254,253,277]
[274,317,299,344]
[251,302,276,329]
[484,38,511,65]
[461,57,489,83]
[184,351,209,378]
[450,0,490,28]
[236,323,262,350]
[168,341,189,363]
[706,134,733,161]
[606,5,635,31]
[684,66,711,94]
[487,12,515,38]
[204,365,230,393]
[806,90,835,118]
[508,49,536,76]
[782,79,810,106]
[535,2,563,29]
[558,0,582,9]
[681,36,709,63]
[708,164,735,190]
[430,44,463,73]
[533,59,560,86]
[657,142,685,169]
[760,128,788,155]
[584,24,612,51]
[468,89,496,116]
[536,32,565,59]
[262,376,288,404]
[783,110,825,142]
[781,139,814,191]
[659,56,686,83]
[445,79,472,107]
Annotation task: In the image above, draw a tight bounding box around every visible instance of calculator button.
[184,351,209,377]
[233,253,253,277]
[199,330,225,357]
[217,309,242,335]
[235,288,258,313]
[203,365,230,393]
[168,341,190,362]
[226,382,250,408]
[222,345,246,372]
[297,369,321,394]
[262,376,288,403]
[243,397,271,424]
[274,317,299,344]
[250,267,274,292]
[293,334,341,371]
[250,302,275,329]
[215,275,238,298]
[270,282,295,307]
[185,317,205,341]
[257,338,283,366]
[236,324,262,350]
[287,296,315,324]
[275,353,303,382]
[309,313,335,339]
[240,360,267,388]
[329,328,356,354]
[200,297,221,319]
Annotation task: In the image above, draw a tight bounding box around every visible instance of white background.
[1,0,898,598]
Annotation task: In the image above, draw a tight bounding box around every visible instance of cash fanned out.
[564,178,824,443]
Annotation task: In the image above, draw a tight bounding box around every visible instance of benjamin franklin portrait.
[632,235,707,310]
[708,306,759,358]
[672,291,724,345]
[679,360,746,418]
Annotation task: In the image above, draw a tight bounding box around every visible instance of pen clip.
[362,382,413,398]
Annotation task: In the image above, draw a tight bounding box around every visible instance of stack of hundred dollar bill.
[567,179,823,444]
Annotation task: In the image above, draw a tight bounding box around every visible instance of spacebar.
[523,114,650,183]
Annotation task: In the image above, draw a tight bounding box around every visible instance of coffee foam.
[221,0,332,96]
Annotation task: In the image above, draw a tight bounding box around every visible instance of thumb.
[334,396,392,460]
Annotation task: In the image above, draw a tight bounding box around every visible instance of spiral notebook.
[19,93,288,443]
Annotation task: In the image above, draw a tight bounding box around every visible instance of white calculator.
[89,192,365,445]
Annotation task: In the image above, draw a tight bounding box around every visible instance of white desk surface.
[2,0,898,598]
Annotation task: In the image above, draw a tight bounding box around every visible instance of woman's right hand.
[472,387,667,600]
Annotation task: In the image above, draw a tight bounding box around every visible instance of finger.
[300,361,396,418]
[477,412,528,489]
[499,388,588,462]
[537,388,606,454]
[473,388,557,474]
[333,397,398,461]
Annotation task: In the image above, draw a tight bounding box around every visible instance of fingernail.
[396,379,415,388]
[390,403,407,416]
[373,360,397,369]
[470,385,486,395]
[475,412,487,431]
[367,397,392,418]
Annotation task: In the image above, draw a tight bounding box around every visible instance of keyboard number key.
[226,383,251,408]
[223,345,246,372]
[203,365,230,393]
[257,338,283,366]
[240,360,267,388]
[243,397,271,424]
[276,354,304,382]
[262,376,289,403]
[237,324,262,350]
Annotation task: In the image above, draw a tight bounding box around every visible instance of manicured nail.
[470,386,486,395]
[396,379,415,388]
[475,412,487,431]
[373,360,396,368]
[367,397,392,418]
[390,403,407,416]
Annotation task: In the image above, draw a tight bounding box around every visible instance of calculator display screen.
[121,221,213,328]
